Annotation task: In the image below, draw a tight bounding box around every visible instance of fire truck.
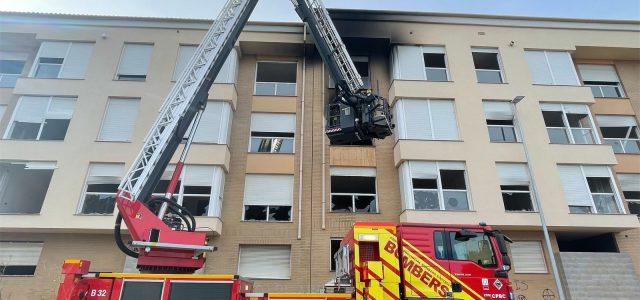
[54,0,514,298]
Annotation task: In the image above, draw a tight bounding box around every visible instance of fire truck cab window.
[448,232,496,267]
[120,281,163,300]
[168,282,233,300]
[434,231,446,259]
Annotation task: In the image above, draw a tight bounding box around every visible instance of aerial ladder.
[98,0,394,275]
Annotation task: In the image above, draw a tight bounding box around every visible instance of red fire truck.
[57,222,513,300]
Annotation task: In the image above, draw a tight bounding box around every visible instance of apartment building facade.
[0,9,639,299]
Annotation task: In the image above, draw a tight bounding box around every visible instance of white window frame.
[253,61,297,96]
[3,96,76,140]
[248,113,296,154]
[0,241,44,276]
[77,163,124,215]
[578,64,626,98]
[422,46,451,81]
[541,103,600,145]
[598,117,640,154]
[527,50,580,86]
[151,165,221,217]
[484,100,520,143]
[29,42,93,79]
[115,43,154,81]
[471,47,505,83]
[567,165,625,214]
[242,174,293,222]
[407,162,471,211]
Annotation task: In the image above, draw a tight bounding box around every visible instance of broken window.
[0,161,54,214]
[587,177,619,214]
[79,163,124,214]
[577,65,625,98]
[402,161,470,211]
[116,43,153,81]
[330,238,342,271]
[152,165,224,217]
[541,103,596,144]
[330,167,377,213]
[497,163,534,212]
[5,96,76,141]
[423,46,449,81]
[472,48,504,83]
[559,165,622,214]
[617,173,640,216]
[255,61,297,96]
[483,101,518,142]
[249,113,295,153]
[0,54,26,87]
[597,115,640,154]
[243,174,293,221]
[0,242,43,276]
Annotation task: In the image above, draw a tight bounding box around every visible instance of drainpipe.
[321,55,326,230]
[297,25,307,240]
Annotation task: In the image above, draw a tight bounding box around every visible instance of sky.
[0,0,639,21]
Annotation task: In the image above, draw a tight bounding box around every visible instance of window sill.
[504,210,538,214]
[613,152,640,156]
[532,83,582,87]
[26,77,85,81]
[1,139,66,142]
[391,79,455,83]
[408,209,475,213]
[113,78,147,82]
[95,140,132,143]
[248,152,295,155]
[253,94,297,97]
[568,212,627,216]
[328,211,380,214]
[241,220,293,223]
[0,213,41,215]
[489,140,522,144]
[477,81,508,85]
[594,97,629,100]
[398,139,464,143]
[74,213,114,216]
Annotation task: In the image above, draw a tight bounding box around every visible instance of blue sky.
[0,0,638,21]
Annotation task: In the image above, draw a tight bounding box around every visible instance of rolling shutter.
[0,242,43,266]
[173,45,197,80]
[193,101,231,144]
[618,174,640,192]
[596,115,637,127]
[430,100,458,140]
[243,174,293,206]
[577,65,620,83]
[396,99,431,140]
[14,96,47,123]
[118,44,153,76]
[546,51,579,85]
[510,241,547,273]
[539,103,562,112]
[558,165,591,207]
[497,163,530,186]
[250,113,295,134]
[330,167,376,177]
[46,97,76,119]
[238,245,291,279]
[393,45,424,80]
[398,162,414,210]
[87,163,124,185]
[563,104,589,114]
[37,41,69,59]
[183,165,214,187]
[98,98,140,141]
[525,50,553,85]
[409,161,437,179]
[582,165,610,178]
[483,101,514,120]
[215,48,238,84]
[209,167,226,217]
[59,43,93,79]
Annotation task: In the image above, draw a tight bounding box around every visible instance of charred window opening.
[330,238,342,271]
[255,62,297,96]
[0,162,53,214]
[330,174,377,213]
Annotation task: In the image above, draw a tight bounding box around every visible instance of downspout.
[297,25,307,240]
[321,59,326,230]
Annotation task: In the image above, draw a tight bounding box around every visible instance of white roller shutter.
[582,165,610,178]
[546,51,579,85]
[409,161,437,179]
[396,99,431,140]
[98,98,140,141]
[46,97,76,119]
[422,46,446,54]
[243,174,293,206]
[59,43,93,79]
[596,115,637,127]
[215,48,238,84]
[0,51,28,60]
[330,167,376,177]
[193,101,231,144]
[497,163,530,186]
[118,44,153,76]
[208,167,226,217]
[510,241,547,273]
[398,162,414,210]
[24,161,57,170]
[525,50,553,85]
[618,174,640,192]
[437,161,465,170]
[0,242,43,266]
[578,64,620,82]
[563,104,589,114]
[558,165,592,207]
[87,163,124,185]
[238,245,291,279]
[37,41,69,59]
[183,165,214,186]
[14,96,47,123]
[173,45,197,81]
[483,101,514,120]
[430,100,458,140]
[250,113,295,134]
[393,46,424,80]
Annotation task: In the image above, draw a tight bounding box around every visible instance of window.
[497,163,534,212]
[254,61,297,96]
[116,43,153,81]
[447,231,496,267]
[5,96,76,140]
[472,48,504,83]
[0,52,27,87]
[238,245,291,279]
[152,165,225,217]
[79,163,124,215]
[577,64,625,98]
[596,115,639,154]
[0,105,6,123]
[483,101,518,142]
[391,45,450,81]
[394,99,459,141]
[329,56,370,88]
[243,174,293,221]
[540,103,597,144]
[249,113,295,153]
[524,50,579,85]
[30,42,94,79]
[510,241,547,273]
[423,46,449,81]
[0,242,43,276]
[0,161,55,214]
[330,167,377,213]
[330,238,342,271]
[174,46,238,84]
[186,101,233,144]
[98,98,140,142]
[618,174,640,216]
[558,165,623,214]
[399,161,470,211]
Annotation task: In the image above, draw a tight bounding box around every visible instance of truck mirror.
[502,254,512,268]
[455,229,478,241]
